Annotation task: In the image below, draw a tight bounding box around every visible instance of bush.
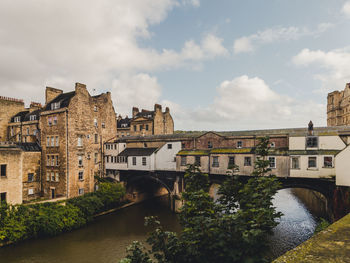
[0,182,125,245]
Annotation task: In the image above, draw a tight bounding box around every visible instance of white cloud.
[233,24,333,54]
[342,1,350,17]
[293,47,350,93]
[165,75,325,130]
[0,0,223,109]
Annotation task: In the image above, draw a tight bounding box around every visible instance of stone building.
[0,142,41,204]
[0,96,25,142]
[40,83,117,199]
[116,104,174,137]
[327,83,350,126]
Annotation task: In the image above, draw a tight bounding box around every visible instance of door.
[51,189,55,199]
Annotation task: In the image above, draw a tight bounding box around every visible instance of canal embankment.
[273,213,350,263]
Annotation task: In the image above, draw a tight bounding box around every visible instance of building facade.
[327,83,350,126]
[116,104,174,138]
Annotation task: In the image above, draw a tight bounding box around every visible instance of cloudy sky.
[1,0,350,131]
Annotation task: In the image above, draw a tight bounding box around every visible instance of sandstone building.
[116,104,174,138]
[327,83,350,126]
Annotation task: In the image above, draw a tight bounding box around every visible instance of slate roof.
[117,117,131,128]
[23,109,41,121]
[16,143,41,152]
[118,147,158,156]
[43,91,75,111]
[135,110,154,119]
[10,111,30,122]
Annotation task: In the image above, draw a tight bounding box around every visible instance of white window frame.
[29,115,36,121]
[308,156,317,169]
[28,188,34,195]
[323,156,333,168]
[132,157,137,166]
[142,157,147,166]
[237,141,243,148]
[291,156,300,169]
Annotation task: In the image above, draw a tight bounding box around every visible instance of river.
[0,188,326,263]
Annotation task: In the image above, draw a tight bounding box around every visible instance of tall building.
[327,83,350,126]
[116,104,174,137]
[40,83,117,198]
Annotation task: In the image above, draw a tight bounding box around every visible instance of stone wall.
[0,97,24,142]
[22,151,41,201]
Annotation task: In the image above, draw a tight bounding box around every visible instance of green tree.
[121,136,282,263]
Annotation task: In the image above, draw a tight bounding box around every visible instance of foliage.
[314,218,330,234]
[0,182,125,245]
[121,137,282,263]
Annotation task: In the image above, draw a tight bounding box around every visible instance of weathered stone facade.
[0,143,41,204]
[41,83,117,199]
[117,104,174,137]
[0,97,25,142]
[327,83,350,126]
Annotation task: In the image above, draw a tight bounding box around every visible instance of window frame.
[0,164,7,177]
[308,156,317,169]
[306,136,318,148]
[167,144,172,149]
[132,156,137,166]
[142,157,147,166]
[237,141,243,148]
[78,171,84,181]
[180,156,187,166]
[291,156,300,169]
[323,156,333,168]
[212,156,219,167]
[244,156,251,166]
[195,156,201,166]
[268,156,276,169]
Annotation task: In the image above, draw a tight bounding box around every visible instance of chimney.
[29,102,42,112]
[308,120,314,136]
[75,82,87,94]
[132,107,139,118]
[154,104,162,112]
[165,107,170,113]
[117,114,122,121]
[45,87,63,104]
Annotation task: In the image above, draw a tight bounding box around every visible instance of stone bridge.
[119,170,349,220]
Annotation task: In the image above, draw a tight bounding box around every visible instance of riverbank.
[273,213,350,262]
[0,182,125,248]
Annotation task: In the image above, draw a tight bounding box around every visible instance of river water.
[0,188,326,263]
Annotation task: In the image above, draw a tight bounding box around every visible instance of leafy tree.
[121,137,282,263]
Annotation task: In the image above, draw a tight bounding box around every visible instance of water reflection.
[0,188,327,262]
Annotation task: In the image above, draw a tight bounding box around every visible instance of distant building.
[327,83,350,126]
[116,104,174,138]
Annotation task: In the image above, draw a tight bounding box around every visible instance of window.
[1,165,7,177]
[46,156,50,166]
[55,172,59,182]
[181,156,186,166]
[0,192,7,203]
[47,137,50,147]
[269,157,276,168]
[53,116,57,125]
[29,115,36,121]
[291,157,300,169]
[167,144,172,149]
[140,125,144,130]
[195,156,201,166]
[48,117,52,126]
[144,143,148,148]
[77,135,83,147]
[146,124,149,131]
[26,128,29,135]
[51,156,55,166]
[102,122,105,128]
[28,173,34,182]
[308,157,317,168]
[306,136,318,148]
[133,125,137,132]
[237,141,243,148]
[10,127,14,136]
[270,142,275,148]
[28,189,34,195]
[94,134,98,144]
[14,116,20,122]
[94,119,98,127]
[324,156,333,168]
[212,156,219,167]
[94,105,98,112]
[106,156,109,163]
[244,157,251,166]
[55,156,59,166]
[78,155,83,167]
[94,153,98,164]
[46,172,50,181]
[55,136,59,147]
[228,156,235,168]
[78,171,84,180]
[132,157,137,166]
[51,136,55,147]
[142,157,147,166]
[51,102,60,110]
[182,143,185,149]
[208,141,213,149]
[51,172,55,181]
[78,188,84,195]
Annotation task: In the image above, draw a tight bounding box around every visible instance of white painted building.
[155,142,181,171]
[289,135,345,179]
[104,142,127,180]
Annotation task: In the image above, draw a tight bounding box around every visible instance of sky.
[1,0,350,131]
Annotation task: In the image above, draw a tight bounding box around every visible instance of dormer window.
[237,141,243,148]
[306,136,318,148]
[121,123,128,128]
[29,115,36,121]
[51,102,60,110]
[14,116,20,122]
[208,141,213,148]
